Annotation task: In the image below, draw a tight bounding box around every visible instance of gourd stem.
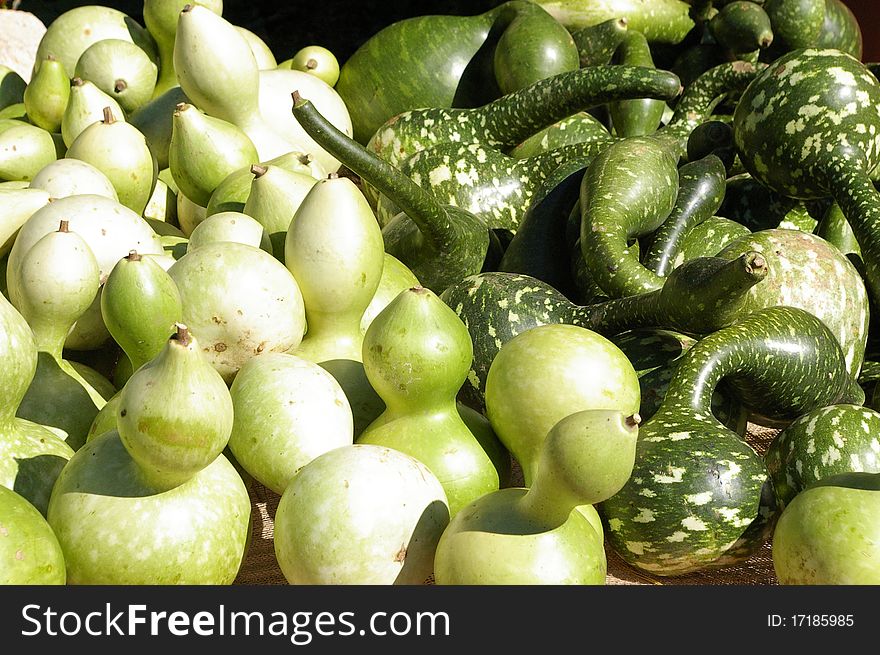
[291,93,454,251]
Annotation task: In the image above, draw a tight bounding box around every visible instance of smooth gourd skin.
[74,39,159,115]
[535,0,694,44]
[60,78,127,149]
[772,472,880,584]
[0,120,58,183]
[47,430,250,585]
[0,485,66,584]
[23,57,70,134]
[29,159,118,201]
[603,307,857,576]
[766,404,880,510]
[608,31,667,138]
[709,2,774,56]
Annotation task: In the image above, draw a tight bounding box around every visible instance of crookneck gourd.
[732,48,880,310]
[358,287,509,518]
[602,305,860,576]
[291,93,489,294]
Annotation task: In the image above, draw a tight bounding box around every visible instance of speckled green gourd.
[65,107,157,215]
[292,95,489,294]
[14,222,113,451]
[243,164,318,261]
[816,0,863,59]
[535,0,694,44]
[435,409,639,585]
[714,229,869,381]
[23,56,70,134]
[168,102,259,209]
[509,111,613,159]
[763,0,825,53]
[443,252,770,411]
[60,78,126,149]
[608,31,668,137]
[669,216,752,267]
[766,404,880,510]
[579,136,679,297]
[642,155,728,277]
[367,64,681,179]
[732,49,880,310]
[358,287,508,518]
[709,1,774,55]
[602,306,858,576]
[0,484,66,584]
[772,471,880,584]
[0,289,74,516]
[718,174,819,233]
[0,120,57,182]
[570,17,629,67]
[74,39,158,115]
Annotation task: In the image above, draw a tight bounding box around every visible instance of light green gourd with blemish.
[358,287,509,517]
[29,158,118,201]
[0,120,57,183]
[0,65,26,111]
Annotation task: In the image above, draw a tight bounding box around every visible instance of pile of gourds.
[2,0,879,586]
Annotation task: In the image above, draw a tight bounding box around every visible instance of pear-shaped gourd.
[236,26,277,70]
[169,103,258,208]
[0,187,50,257]
[23,56,70,133]
[0,65,26,111]
[168,241,306,382]
[485,323,641,485]
[0,290,74,516]
[357,286,508,517]
[14,221,113,451]
[5,193,165,350]
[242,164,317,260]
[174,4,298,160]
[143,0,223,98]
[435,409,640,584]
[29,158,117,201]
[65,106,157,215]
[282,45,340,87]
[101,250,183,380]
[74,38,159,115]
[0,484,66,584]
[273,444,449,584]
[0,119,57,182]
[60,78,126,148]
[117,324,232,488]
[187,211,271,253]
[228,352,353,495]
[34,5,157,80]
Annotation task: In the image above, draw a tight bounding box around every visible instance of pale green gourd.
[434,409,639,584]
[13,221,115,451]
[29,158,118,201]
[357,286,509,517]
[0,119,57,182]
[360,253,420,335]
[65,106,157,215]
[60,78,126,148]
[74,39,159,115]
[0,484,66,584]
[23,56,70,134]
[0,187,51,257]
[242,164,317,261]
[168,102,258,208]
[186,211,271,253]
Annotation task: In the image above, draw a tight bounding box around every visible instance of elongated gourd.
[358,287,508,517]
[602,306,859,576]
[608,31,668,137]
[435,409,639,585]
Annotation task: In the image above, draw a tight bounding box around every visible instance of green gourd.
[361,254,421,335]
[358,287,509,518]
[236,26,277,71]
[292,94,489,294]
[669,215,752,266]
[28,158,117,201]
[814,201,862,272]
[143,0,223,98]
[0,484,66,584]
[816,0,863,59]
[0,119,57,182]
[100,250,183,379]
[765,404,880,510]
[13,221,113,451]
[0,65,26,111]
[508,111,612,159]
[74,39,159,115]
[602,306,859,576]
[608,31,668,137]
[569,17,629,67]
[47,324,250,584]
[717,174,816,232]
[60,77,126,149]
[186,211,271,253]
[128,85,189,170]
[534,0,694,44]
[242,164,318,261]
[763,0,825,53]
[0,187,50,257]
[434,409,639,585]
[772,472,880,584]
[708,1,774,55]
[282,46,340,87]
[732,49,880,311]
[0,288,73,516]
[65,106,157,216]
[23,55,70,134]
[168,102,258,208]
[173,4,298,161]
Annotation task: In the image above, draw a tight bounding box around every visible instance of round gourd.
[0,485,65,584]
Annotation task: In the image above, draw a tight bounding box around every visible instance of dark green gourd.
[376,139,609,233]
[719,174,822,233]
[670,216,752,266]
[685,120,739,174]
[816,0,863,59]
[367,63,681,179]
[708,1,774,58]
[508,111,612,159]
[291,93,488,294]
[570,17,629,67]
[763,0,825,55]
[732,49,880,310]
[337,1,580,144]
[814,201,862,273]
[602,306,857,576]
[642,155,728,277]
[765,404,880,510]
[442,251,769,410]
